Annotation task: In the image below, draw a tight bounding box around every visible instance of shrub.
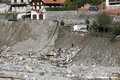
[46,7,76,11]
[22,15,27,19]
[110,22,120,42]
[85,19,90,24]
[91,21,99,32]
[60,20,65,26]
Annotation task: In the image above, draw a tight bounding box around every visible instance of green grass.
[91,30,110,37]
[0,13,15,15]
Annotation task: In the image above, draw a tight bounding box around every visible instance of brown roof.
[42,0,65,4]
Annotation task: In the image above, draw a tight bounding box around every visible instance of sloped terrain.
[0,20,58,54]
[0,20,120,80]
[73,35,120,67]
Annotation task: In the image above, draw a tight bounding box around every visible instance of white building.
[30,0,65,20]
[10,0,65,20]
[106,0,120,9]
[10,0,32,13]
[30,0,46,20]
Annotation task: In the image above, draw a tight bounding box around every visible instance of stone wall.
[46,11,98,21]
[0,14,6,19]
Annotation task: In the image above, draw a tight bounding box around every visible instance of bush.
[110,22,120,42]
[85,19,90,24]
[46,7,76,11]
[60,20,65,26]
[91,21,99,32]
[91,30,110,36]
[22,15,27,19]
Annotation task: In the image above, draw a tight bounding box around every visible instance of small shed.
[73,25,88,32]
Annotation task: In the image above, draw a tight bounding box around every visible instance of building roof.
[42,0,65,4]
[10,2,26,6]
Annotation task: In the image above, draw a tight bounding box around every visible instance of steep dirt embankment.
[0,20,58,54]
[72,35,120,67]
[55,26,120,67]
[0,20,120,67]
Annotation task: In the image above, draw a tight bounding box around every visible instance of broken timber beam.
[0,75,25,80]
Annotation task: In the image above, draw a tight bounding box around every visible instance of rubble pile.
[0,45,120,80]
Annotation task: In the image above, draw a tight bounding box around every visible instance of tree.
[96,12,112,32]
[64,0,72,7]
[71,0,105,8]
[91,20,99,32]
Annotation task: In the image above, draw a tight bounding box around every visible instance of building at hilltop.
[9,0,65,20]
[106,0,120,9]
[10,0,32,13]
[30,0,65,20]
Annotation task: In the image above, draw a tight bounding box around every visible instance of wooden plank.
[0,75,25,80]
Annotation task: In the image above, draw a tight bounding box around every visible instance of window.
[21,0,23,2]
[37,6,39,9]
[14,0,17,3]
[33,6,35,9]
[33,2,34,5]
[39,6,41,9]
[37,2,39,5]
[109,0,115,2]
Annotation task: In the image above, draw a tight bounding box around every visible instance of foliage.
[91,30,110,36]
[71,0,105,8]
[0,0,4,3]
[47,0,106,11]
[92,12,112,33]
[0,0,10,3]
[85,19,90,24]
[60,20,65,26]
[110,22,120,42]
[0,50,2,54]
[22,15,27,19]
[64,0,72,7]
[91,20,99,32]
[0,13,16,19]
[46,7,76,11]
[96,12,112,32]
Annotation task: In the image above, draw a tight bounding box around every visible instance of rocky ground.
[0,20,120,80]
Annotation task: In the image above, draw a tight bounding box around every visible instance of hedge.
[46,7,76,11]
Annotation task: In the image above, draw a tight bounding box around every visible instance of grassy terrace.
[91,30,110,37]
[0,13,15,15]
